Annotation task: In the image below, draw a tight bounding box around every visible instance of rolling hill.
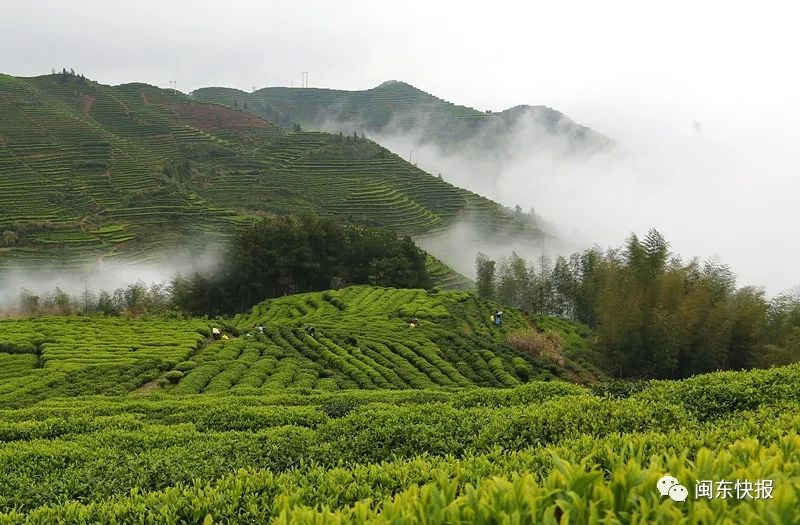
[0,284,798,522]
[0,72,544,277]
[0,285,598,407]
[192,80,612,155]
[192,80,611,260]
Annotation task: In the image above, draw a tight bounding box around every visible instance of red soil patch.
[172,103,273,132]
[81,94,95,116]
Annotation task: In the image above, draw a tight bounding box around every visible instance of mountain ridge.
[0,72,544,282]
[192,80,613,154]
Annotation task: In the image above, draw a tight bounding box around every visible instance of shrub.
[174,361,197,372]
[506,328,564,365]
[319,400,361,419]
[590,378,649,398]
[164,370,184,384]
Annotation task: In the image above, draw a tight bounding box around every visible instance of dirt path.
[82,94,95,116]
[132,380,163,394]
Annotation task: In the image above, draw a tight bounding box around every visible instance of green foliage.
[163,370,184,383]
[167,286,558,391]
[633,364,800,420]
[0,316,208,405]
[174,360,197,372]
[590,377,648,398]
[475,252,496,300]
[0,74,540,271]
[480,230,800,379]
[171,215,431,315]
[0,286,575,406]
[17,280,175,317]
[319,399,360,419]
[425,255,473,291]
[0,275,795,524]
[0,363,799,521]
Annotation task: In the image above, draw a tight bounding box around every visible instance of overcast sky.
[2,0,799,292]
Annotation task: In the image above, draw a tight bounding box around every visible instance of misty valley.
[1,19,799,522]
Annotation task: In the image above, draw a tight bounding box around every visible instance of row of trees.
[19,281,173,317]
[16,214,431,318]
[476,229,800,378]
[51,68,87,85]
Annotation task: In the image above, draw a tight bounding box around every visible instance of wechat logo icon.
[657,474,689,502]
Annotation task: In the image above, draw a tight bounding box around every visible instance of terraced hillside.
[1,284,798,522]
[0,73,543,271]
[192,80,612,154]
[1,344,799,521]
[0,286,593,406]
[425,254,472,290]
[172,285,595,393]
[0,316,211,406]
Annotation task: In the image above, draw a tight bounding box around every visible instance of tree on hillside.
[475,252,496,301]
[727,287,769,370]
[496,258,517,307]
[475,229,800,379]
[530,251,555,316]
[551,256,577,318]
[177,214,434,314]
[169,273,215,316]
[19,289,40,315]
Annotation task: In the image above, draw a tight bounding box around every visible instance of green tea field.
[0,285,797,523]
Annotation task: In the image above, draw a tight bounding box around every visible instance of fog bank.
[0,246,223,308]
[367,106,799,295]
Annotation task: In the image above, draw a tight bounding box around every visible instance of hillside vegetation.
[0,285,596,405]
[476,229,800,378]
[0,351,798,521]
[1,284,797,522]
[178,285,595,392]
[0,72,541,271]
[192,81,612,155]
[2,73,795,523]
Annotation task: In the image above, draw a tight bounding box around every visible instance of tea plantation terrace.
[0,73,545,273]
[0,285,598,405]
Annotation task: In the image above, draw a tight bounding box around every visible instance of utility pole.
[301,71,308,88]
[168,80,177,92]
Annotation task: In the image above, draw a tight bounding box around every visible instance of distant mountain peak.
[193,80,613,156]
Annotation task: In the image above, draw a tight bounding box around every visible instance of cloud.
[345,102,800,294]
[1,0,797,293]
[0,245,223,309]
